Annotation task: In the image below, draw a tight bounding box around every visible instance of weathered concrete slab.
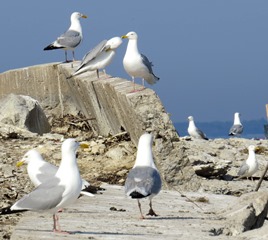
[0,63,178,145]
[11,184,236,240]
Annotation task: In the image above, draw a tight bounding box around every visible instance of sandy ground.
[10,184,237,240]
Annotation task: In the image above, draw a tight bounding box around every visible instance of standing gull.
[69,36,122,78]
[121,31,159,92]
[237,145,259,180]
[1,139,82,233]
[125,133,162,219]
[187,116,208,140]
[17,149,94,197]
[229,112,243,136]
[44,12,87,62]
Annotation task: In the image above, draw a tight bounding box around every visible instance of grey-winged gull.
[121,31,159,92]
[229,112,243,136]
[187,116,208,140]
[44,12,87,62]
[0,138,82,233]
[125,133,162,219]
[237,145,259,180]
[17,148,94,197]
[69,36,122,79]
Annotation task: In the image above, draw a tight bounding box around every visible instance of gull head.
[16,149,42,167]
[248,145,259,152]
[188,116,194,121]
[138,132,153,150]
[234,112,241,118]
[121,31,138,40]
[105,37,123,51]
[71,12,88,21]
[62,138,80,154]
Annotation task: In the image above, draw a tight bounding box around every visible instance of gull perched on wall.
[125,133,162,219]
[237,145,259,180]
[229,112,243,136]
[187,116,208,140]
[122,31,159,92]
[44,12,87,62]
[69,36,122,79]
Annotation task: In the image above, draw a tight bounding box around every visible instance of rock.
[221,191,268,236]
[0,94,51,135]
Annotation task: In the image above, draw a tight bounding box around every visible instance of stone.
[0,94,51,135]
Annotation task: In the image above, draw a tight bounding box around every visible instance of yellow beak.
[82,15,88,19]
[80,142,89,149]
[16,160,24,167]
[121,35,128,39]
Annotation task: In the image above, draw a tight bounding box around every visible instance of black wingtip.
[129,191,150,199]
[43,45,63,51]
[1,207,27,215]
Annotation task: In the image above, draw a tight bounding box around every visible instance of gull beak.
[80,142,89,149]
[82,14,88,19]
[16,160,25,168]
[121,35,128,39]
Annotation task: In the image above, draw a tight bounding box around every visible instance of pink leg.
[137,200,145,219]
[52,214,69,234]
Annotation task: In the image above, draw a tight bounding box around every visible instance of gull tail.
[0,206,27,215]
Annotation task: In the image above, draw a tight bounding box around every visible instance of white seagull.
[121,31,159,92]
[187,116,208,140]
[237,145,259,180]
[69,36,122,78]
[1,139,83,233]
[229,112,243,136]
[17,148,94,197]
[44,12,87,62]
[125,133,162,219]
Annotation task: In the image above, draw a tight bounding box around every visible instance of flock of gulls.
[43,12,159,92]
[0,11,259,235]
[0,133,161,233]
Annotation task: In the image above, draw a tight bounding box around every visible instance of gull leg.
[96,69,99,79]
[72,51,76,62]
[130,77,137,93]
[146,200,158,217]
[52,214,69,234]
[65,51,68,63]
[137,200,145,219]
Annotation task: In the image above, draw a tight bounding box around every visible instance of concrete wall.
[0,62,179,146]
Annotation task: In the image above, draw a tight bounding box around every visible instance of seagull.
[125,133,162,219]
[229,112,243,136]
[44,12,87,62]
[16,148,94,197]
[121,31,159,92]
[237,145,259,180]
[187,116,208,140]
[1,139,82,233]
[69,36,122,79]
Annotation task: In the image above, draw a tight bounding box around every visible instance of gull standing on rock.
[0,139,83,233]
[69,37,122,78]
[229,112,243,136]
[237,145,259,180]
[121,31,159,92]
[44,12,87,62]
[187,116,208,140]
[17,148,94,197]
[125,133,162,219]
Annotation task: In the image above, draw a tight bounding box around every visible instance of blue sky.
[1,1,268,123]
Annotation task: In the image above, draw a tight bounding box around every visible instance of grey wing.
[125,167,162,197]
[141,54,154,74]
[57,30,82,48]
[36,163,58,184]
[80,40,107,65]
[238,162,249,177]
[229,124,243,135]
[13,178,65,211]
[196,128,208,139]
